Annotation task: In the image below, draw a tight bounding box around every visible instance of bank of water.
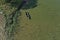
[0,13,6,40]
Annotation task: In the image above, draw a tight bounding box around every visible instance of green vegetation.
[4,11,20,40]
[0,0,22,40]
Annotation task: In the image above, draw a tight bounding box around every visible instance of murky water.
[14,0,60,40]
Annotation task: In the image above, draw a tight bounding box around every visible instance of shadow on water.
[16,0,38,9]
[5,0,38,9]
[22,0,38,9]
